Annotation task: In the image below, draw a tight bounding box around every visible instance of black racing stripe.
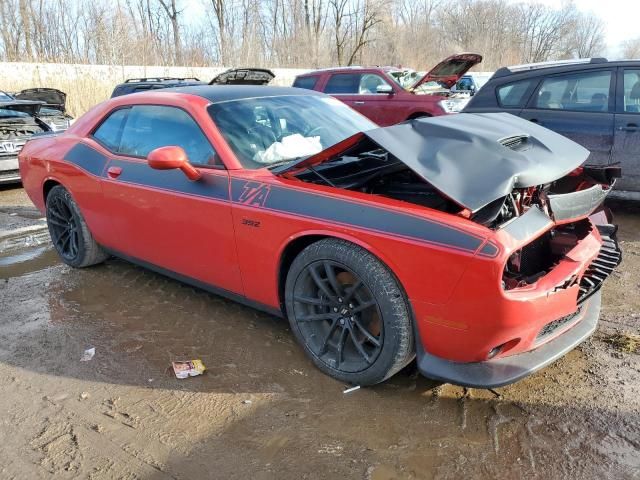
[108,159,229,201]
[64,143,108,176]
[232,179,484,253]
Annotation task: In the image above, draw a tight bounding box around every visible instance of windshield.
[388,70,423,89]
[0,91,14,102]
[208,95,376,169]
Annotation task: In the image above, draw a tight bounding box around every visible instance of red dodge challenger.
[19,85,621,388]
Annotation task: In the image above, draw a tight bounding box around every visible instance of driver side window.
[93,105,220,167]
[359,74,391,94]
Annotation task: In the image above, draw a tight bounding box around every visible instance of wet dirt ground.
[0,185,638,479]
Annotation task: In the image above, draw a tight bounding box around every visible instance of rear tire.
[46,185,109,268]
[285,238,415,385]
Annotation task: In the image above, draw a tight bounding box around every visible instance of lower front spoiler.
[417,291,601,389]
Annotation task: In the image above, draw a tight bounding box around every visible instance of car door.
[519,69,615,166]
[612,67,640,192]
[91,104,243,294]
[323,72,363,115]
[352,72,399,125]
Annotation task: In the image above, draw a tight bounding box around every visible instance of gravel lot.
[0,185,638,480]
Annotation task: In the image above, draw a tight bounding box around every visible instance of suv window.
[496,79,535,108]
[623,70,640,113]
[358,74,391,93]
[534,70,612,112]
[93,108,129,151]
[324,74,361,94]
[293,76,319,90]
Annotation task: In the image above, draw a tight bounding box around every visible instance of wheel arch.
[406,111,432,120]
[43,178,62,203]
[276,230,405,316]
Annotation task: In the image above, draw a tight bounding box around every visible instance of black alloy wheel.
[292,260,383,373]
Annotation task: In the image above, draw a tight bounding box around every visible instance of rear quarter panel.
[19,135,108,244]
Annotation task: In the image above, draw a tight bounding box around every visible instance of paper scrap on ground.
[343,385,361,394]
[80,347,95,362]
[172,360,206,379]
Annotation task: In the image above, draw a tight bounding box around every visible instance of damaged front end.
[275,112,618,229]
[276,110,621,324]
[273,111,621,387]
[0,103,49,183]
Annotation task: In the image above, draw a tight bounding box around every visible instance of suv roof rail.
[494,58,608,78]
[123,77,200,83]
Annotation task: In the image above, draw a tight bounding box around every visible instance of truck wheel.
[46,185,109,268]
[285,238,415,385]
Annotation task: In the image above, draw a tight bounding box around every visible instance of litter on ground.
[172,359,206,379]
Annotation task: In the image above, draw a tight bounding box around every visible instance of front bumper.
[417,291,601,388]
[0,155,21,184]
[415,227,621,388]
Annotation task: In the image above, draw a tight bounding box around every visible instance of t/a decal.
[238,182,271,207]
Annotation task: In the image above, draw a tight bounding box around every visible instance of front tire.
[46,185,109,268]
[285,238,415,385]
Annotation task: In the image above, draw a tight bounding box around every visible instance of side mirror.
[147,146,201,181]
[376,84,394,94]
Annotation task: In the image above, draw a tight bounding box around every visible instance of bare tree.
[622,37,640,59]
[516,2,577,63]
[157,0,182,64]
[0,0,619,70]
[566,12,606,58]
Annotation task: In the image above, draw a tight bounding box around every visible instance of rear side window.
[623,70,640,112]
[93,108,129,151]
[118,105,217,166]
[324,74,361,94]
[293,76,319,90]
[496,80,535,108]
[534,70,612,112]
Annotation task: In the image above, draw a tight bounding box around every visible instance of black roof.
[493,58,640,80]
[165,85,322,103]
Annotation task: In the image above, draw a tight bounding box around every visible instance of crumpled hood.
[364,113,590,212]
[278,112,590,212]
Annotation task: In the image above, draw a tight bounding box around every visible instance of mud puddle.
[0,193,638,478]
[0,244,638,479]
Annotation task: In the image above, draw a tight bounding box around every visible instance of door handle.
[618,123,639,132]
[107,166,122,178]
[354,101,365,105]
[528,118,539,124]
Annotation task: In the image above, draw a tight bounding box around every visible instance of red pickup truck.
[293,53,482,126]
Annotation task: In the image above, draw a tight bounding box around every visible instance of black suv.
[110,69,275,98]
[463,58,640,197]
[110,77,203,97]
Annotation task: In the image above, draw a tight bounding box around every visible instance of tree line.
[0,0,629,71]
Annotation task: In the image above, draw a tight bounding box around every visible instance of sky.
[512,0,637,57]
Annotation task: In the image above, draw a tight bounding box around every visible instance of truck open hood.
[276,113,591,212]
[411,53,483,90]
[14,88,66,112]
[209,68,275,85]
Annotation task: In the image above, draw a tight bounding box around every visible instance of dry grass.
[2,63,306,118]
[3,73,112,118]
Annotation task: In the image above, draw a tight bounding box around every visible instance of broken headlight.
[438,98,468,113]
